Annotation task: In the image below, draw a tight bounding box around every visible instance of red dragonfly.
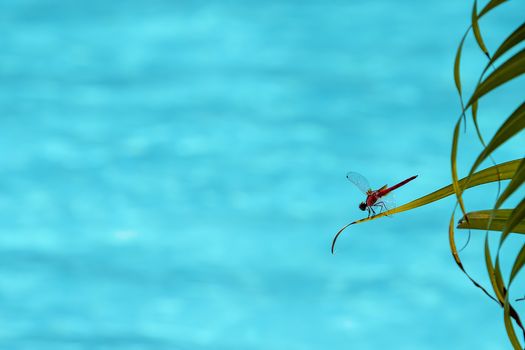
[346,172,418,218]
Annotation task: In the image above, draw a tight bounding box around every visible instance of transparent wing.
[377,191,396,213]
[346,171,371,194]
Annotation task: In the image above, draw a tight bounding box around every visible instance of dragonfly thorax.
[366,193,379,207]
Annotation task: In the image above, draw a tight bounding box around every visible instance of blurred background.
[1,0,524,349]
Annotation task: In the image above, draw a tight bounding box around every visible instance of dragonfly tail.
[380,175,418,196]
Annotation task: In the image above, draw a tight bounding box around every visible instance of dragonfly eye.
[359,202,367,211]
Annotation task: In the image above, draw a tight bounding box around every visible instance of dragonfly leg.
[376,201,387,214]
[374,201,391,216]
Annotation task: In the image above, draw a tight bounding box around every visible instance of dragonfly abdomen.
[378,175,418,196]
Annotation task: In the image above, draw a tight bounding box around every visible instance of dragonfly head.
[359,202,367,211]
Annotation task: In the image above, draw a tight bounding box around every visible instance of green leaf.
[453,0,510,116]
[478,0,509,17]
[509,243,525,285]
[503,295,523,350]
[494,258,525,343]
[471,100,488,146]
[449,212,463,267]
[451,119,468,218]
[448,212,500,303]
[457,209,525,234]
[470,102,525,174]
[491,21,525,65]
[485,235,505,303]
[496,158,525,208]
[454,31,469,97]
[471,0,490,57]
[395,159,521,215]
[494,258,506,304]
[331,222,354,254]
[466,48,525,108]
[501,197,525,243]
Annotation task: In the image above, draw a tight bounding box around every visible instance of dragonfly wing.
[378,192,396,212]
[346,171,371,194]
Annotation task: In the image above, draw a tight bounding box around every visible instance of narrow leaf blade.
[457,209,525,234]
[466,48,525,108]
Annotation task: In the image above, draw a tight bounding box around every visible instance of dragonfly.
[346,172,418,218]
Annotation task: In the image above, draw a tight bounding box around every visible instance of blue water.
[1,1,524,349]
